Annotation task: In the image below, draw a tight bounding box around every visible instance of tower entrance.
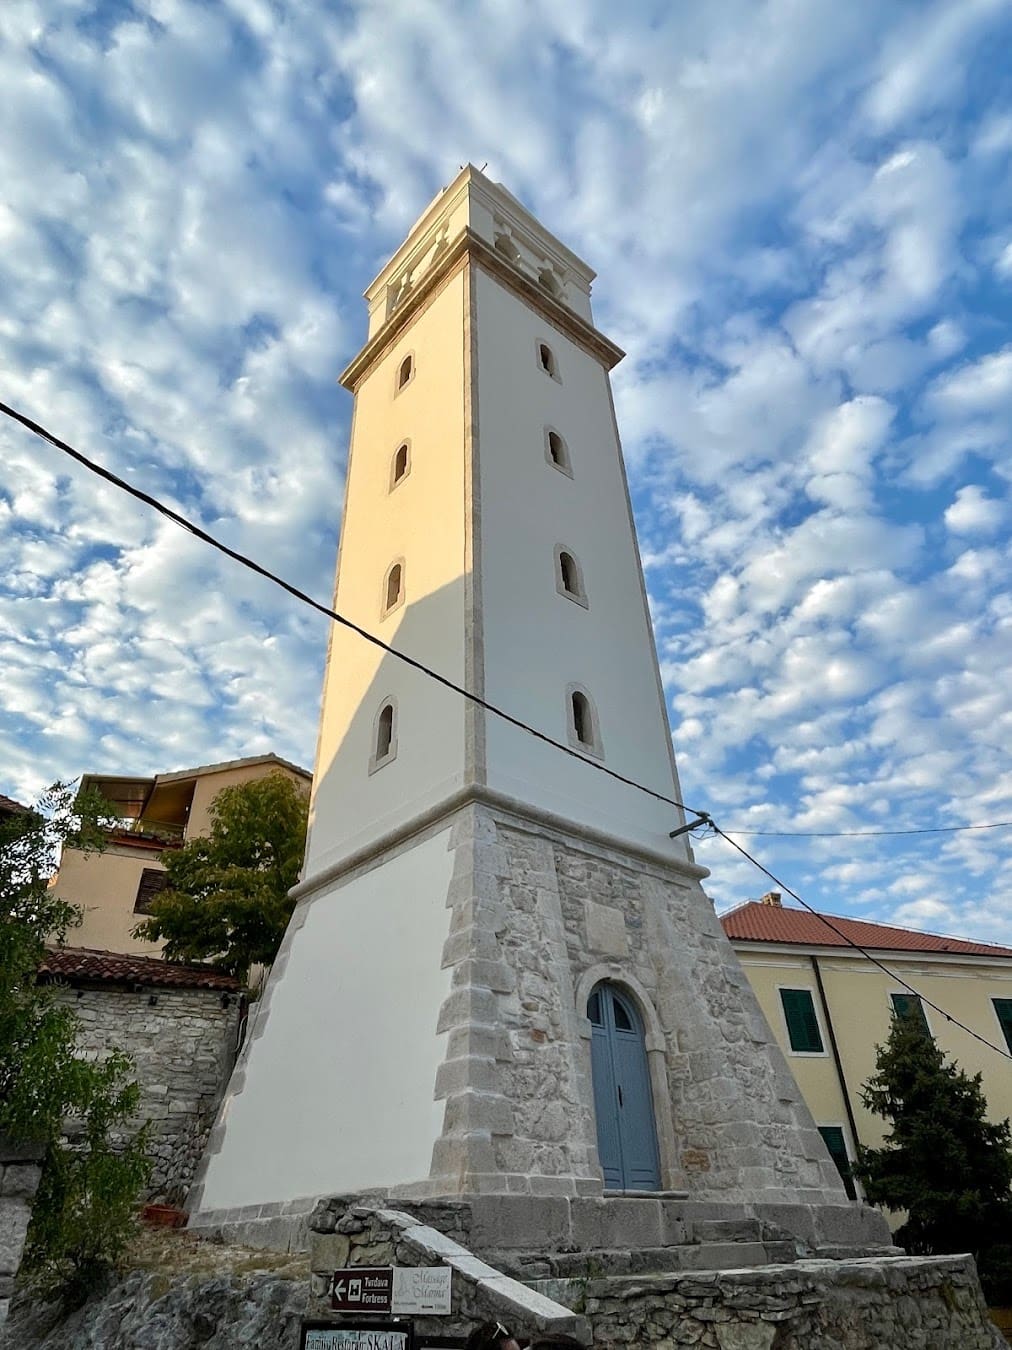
[587,982,660,1191]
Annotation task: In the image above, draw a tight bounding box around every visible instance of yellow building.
[722,892,1012,1201]
[54,753,311,957]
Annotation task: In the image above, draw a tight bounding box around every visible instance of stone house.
[39,947,243,1203]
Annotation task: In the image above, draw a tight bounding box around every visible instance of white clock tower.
[190,167,852,1222]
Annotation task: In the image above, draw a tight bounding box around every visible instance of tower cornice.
[339,228,625,393]
[291,783,710,909]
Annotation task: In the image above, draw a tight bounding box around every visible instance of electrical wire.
[0,399,705,824]
[722,821,1012,839]
[5,397,1011,1065]
[711,823,1012,1063]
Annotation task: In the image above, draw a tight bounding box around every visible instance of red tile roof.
[39,947,242,992]
[721,901,1012,959]
[0,793,31,815]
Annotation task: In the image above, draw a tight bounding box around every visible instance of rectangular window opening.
[818,1125,857,1201]
[134,867,169,915]
[890,992,930,1035]
[780,987,824,1053]
[993,999,1012,1054]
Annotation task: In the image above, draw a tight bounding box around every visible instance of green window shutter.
[891,993,930,1035]
[818,1125,857,1201]
[994,999,1012,1055]
[780,988,824,1053]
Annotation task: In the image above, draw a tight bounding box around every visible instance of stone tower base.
[184,1194,1003,1350]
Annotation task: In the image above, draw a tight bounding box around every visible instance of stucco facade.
[53,753,310,957]
[192,167,876,1240]
[723,896,1012,1204]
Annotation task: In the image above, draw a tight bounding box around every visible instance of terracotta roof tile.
[0,793,31,815]
[39,946,242,992]
[720,901,1012,959]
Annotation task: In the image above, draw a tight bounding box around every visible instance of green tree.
[0,784,151,1304]
[134,770,310,980]
[855,1006,1012,1271]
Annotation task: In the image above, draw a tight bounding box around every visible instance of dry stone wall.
[582,1254,1001,1349]
[53,985,241,1203]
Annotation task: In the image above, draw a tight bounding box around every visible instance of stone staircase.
[491,1216,801,1288]
[297,1198,999,1348]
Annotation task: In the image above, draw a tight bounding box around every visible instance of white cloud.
[945,485,1007,536]
[1,0,1011,949]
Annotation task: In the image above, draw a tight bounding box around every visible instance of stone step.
[690,1217,765,1243]
[504,1238,798,1282]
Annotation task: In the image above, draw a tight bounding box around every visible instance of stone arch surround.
[574,962,684,1192]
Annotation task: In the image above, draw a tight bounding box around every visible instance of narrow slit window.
[376,703,394,760]
[567,686,602,755]
[556,547,587,606]
[572,692,591,746]
[383,561,404,615]
[391,441,410,488]
[397,353,414,390]
[370,699,397,772]
[538,342,556,377]
[546,429,571,475]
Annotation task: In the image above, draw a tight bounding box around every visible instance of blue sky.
[2,0,1011,940]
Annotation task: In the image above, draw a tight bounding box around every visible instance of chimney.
[760,891,782,908]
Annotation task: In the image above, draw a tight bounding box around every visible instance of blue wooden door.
[588,983,661,1191]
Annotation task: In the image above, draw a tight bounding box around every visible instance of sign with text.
[330,1267,452,1316]
[392,1266,452,1315]
[331,1268,394,1313]
[302,1320,412,1350]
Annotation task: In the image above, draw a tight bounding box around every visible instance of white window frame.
[535,338,561,384]
[394,350,416,395]
[390,439,412,492]
[381,557,406,619]
[544,426,573,478]
[369,697,398,774]
[566,682,603,759]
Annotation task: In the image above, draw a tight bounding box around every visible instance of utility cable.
[711,822,1012,1063]
[6,398,1011,1063]
[722,821,1012,839]
[0,399,706,824]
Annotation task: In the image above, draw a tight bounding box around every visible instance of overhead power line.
[5,397,1010,1064]
[712,824,1012,1064]
[723,821,1012,839]
[0,399,704,824]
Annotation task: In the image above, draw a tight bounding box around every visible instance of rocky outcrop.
[1,1267,308,1350]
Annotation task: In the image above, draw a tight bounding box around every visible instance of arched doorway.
[587,982,661,1191]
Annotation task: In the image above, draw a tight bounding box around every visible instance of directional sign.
[330,1267,452,1316]
[331,1267,394,1313]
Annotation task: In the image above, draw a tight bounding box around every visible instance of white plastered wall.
[196,828,456,1211]
[475,267,685,858]
[306,271,469,879]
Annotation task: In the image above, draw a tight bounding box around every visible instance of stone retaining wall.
[0,1137,43,1326]
[582,1254,1001,1349]
[53,985,241,1202]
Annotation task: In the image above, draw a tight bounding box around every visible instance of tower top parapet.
[362,164,597,341]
